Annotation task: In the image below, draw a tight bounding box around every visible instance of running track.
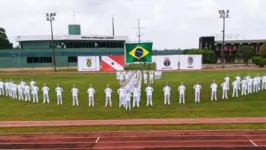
[1,117,266,127]
[0,130,266,149]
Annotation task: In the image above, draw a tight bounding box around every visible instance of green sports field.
[0,70,266,121]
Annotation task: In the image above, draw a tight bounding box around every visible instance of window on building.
[27,57,52,64]
[68,56,77,63]
[215,46,220,51]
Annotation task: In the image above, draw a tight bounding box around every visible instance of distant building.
[199,36,265,63]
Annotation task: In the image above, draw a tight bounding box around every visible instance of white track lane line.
[95,137,100,143]
[249,140,258,147]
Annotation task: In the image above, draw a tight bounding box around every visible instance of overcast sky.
[1,0,266,49]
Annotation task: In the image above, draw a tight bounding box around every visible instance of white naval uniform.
[221,82,228,99]
[193,84,201,103]
[224,77,230,90]
[163,86,171,105]
[12,83,17,99]
[178,85,186,104]
[143,74,148,84]
[31,86,39,103]
[145,86,154,106]
[117,88,125,107]
[125,93,132,110]
[17,84,24,101]
[232,81,238,97]
[119,74,124,85]
[87,88,95,107]
[4,82,9,96]
[149,73,154,84]
[247,78,253,94]
[210,83,218,101]
[235,76,241,90]
[55,87,63,105]
[262,76,266,90]
[42,86,50,104]
[8,81,13,97]
[71,87,79,106]
[133,87,140,107]
[0,81,4,96]
[241,80,247,96]
[104,88,112,107]
[24,85,31,101]
[253,78,258,93]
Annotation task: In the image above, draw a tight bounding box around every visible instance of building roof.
[215,39,266,44]
[16,35,129,42]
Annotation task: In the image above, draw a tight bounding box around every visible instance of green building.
[0,24,128,71]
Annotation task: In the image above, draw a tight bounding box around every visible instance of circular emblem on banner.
[86,58,92,67]
[188,56,194,66]
[163,57,171,67]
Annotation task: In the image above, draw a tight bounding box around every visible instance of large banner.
[78,56,100,71]
[125,42,153,63]
[101,56,124,71]
[179,55,202,69]
[154,55,179,70]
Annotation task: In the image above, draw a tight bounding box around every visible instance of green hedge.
[124,63,156,70]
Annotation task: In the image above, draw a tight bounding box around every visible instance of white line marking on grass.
[249,140,258,147]
[95,137,100,143]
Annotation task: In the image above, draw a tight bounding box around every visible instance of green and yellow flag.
[125,42,153,64]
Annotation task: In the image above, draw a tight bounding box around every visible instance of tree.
[0,27,13,49]
[237,46,255,66]
[259,42,266,58]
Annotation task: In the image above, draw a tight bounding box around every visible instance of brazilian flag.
[125,42,153,64]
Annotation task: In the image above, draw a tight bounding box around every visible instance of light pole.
[219,10,229,69]
[46,13,56,72]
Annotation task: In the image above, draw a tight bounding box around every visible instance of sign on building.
[179,55,202,70]
[153,55,179,70]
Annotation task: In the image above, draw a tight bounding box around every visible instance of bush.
[124,63,156,70]
[252,56,266,67]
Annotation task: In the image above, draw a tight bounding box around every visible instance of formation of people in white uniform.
[0,72,265,110]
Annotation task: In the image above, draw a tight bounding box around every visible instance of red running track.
[1,117,266,127]
[0,130,266,149]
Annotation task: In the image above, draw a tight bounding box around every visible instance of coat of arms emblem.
[163,57,171,67]
[86,58,92,67]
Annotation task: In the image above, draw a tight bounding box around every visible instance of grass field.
[0,70,266,121]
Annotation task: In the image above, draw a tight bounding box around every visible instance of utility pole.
[112,16,115,36]
[46,13,57,72]
[137,19,141,43]
[219,10,230,69]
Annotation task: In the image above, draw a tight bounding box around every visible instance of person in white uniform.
[12,82,18,99]
[87,84,95,107]
[178,82,186,104]
[232,80,239,98]
[117,87,125,108]
[24,83,31,101]
[149,72,154,84]
[210,80,218,101]
[256,75,261,91]
[247,78,253,94]
[241,79,247,96]
[30,79,36,88]
[145,84,154,106]
[193,81,202,103]
[42,83,50,104]
[9,80,13,97]
[262,73,266,90]
[253,76,258,93]
[4,80,9,96]
[125,90,132,110]
[31,84,39,103]
[163,83,171,105]
[104,84,112,107]
[55,84,63,105]
[17,83,24,101]
[235,74,241,90]
[224,75,230,90]
[71,84,79,106]
[143,72,148,84]
[0,79,4,96]
[20,79,25,92]
[133,85,140,107]
[119,73,124,86]
[221,80,228,99]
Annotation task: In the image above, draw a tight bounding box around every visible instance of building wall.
[0,48,184,69]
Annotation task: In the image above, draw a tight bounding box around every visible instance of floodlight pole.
[47,13,57,72]
[219,10,229,69]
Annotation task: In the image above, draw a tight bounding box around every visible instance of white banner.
[78,56,100,71]
[154,55,179,70]
[179,55,202,69]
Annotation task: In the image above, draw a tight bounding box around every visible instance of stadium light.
[46,13,57,72]
[219,10,229,69]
